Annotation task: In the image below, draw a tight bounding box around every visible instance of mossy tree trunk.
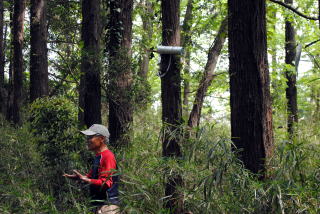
[181,0,193,118]
[138,0,153,79]
[107,0,133,147]
[284,0,298,138]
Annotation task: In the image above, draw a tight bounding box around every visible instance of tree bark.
[228,0,274,176]
[107,0,133,147]
[30,0,48,103]
[160,0,183,213]
[12,0,26,124]
[284,0,298,138]
[187,18,227,130]
[79,0,102,127]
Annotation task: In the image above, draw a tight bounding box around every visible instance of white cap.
[80,124,110,138]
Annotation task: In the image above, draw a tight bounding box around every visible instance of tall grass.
[0,110,319,213]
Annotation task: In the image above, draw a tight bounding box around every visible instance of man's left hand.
[73,170,91,183]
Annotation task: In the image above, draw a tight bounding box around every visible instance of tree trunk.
[30,0,48,103]
[187,18,227,130]
[181,0,193,118]
[79,0,102,127]
[284,0,298,137]
[316,90,320,120]
[12,0,26,125]
[160,0,183,212]
[228,0,274,176]
[0,0,4,114]
[135,0,153,107]
[6,5,13,121]
[138,0,153,79]
[107,0,133,147]
[270,11,278,103]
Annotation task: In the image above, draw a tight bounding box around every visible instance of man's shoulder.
[101,149,116,159]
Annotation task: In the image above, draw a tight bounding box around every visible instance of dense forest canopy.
[0,0,319,213]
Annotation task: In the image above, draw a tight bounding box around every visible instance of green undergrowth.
[0,107,319,213]
[119,115,320,213]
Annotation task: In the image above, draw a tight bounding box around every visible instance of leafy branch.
[269,0,318,20]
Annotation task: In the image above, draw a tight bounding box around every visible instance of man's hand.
[73,170,91,183]
[63,170,90,183]
[63,173,79,179]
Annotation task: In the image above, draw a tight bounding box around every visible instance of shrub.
[29,96,90,209]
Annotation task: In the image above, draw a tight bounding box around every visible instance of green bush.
[29,96,91,209]
[30,96,82,166]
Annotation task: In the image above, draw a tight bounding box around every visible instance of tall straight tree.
[107,0,133,147]
[160,0,183,212]
[228,0,273,175]
[30,0,48,102]
[12,0,26,124]
[284,0,298,137]
[79,0,102,127]
[0,0,5,114]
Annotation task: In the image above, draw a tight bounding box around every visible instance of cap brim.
[80,130,97,136]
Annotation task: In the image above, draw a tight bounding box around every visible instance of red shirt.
[86,149,117,188]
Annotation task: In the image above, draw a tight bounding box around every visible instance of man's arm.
[89,152,117,188]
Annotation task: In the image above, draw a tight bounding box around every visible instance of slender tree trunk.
[138,0,153,79]
[271,11,277,74]
[0,0,4,114]
[181,0,193,118]
[79,0,102,127]
[107,0,133,147]
[228,0,274,176]
[160,0,183,212]
[136,0,153,107]
[316,90,320,120]
[285,0,298,137]
[12,0,26,124]
[30,0,48,102]
[270,11,278,103]
[187,18,227,130]
[6,5,13,121]
[182,53,190,118]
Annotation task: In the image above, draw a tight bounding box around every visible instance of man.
[63,124,120,214]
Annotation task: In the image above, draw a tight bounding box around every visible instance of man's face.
[86,135,104,151]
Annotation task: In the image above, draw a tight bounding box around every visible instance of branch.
[48,40,77,44]
[268,0,318,20]
[305,39,320,48]
[305,50,320,70]
[49,72,74,83]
